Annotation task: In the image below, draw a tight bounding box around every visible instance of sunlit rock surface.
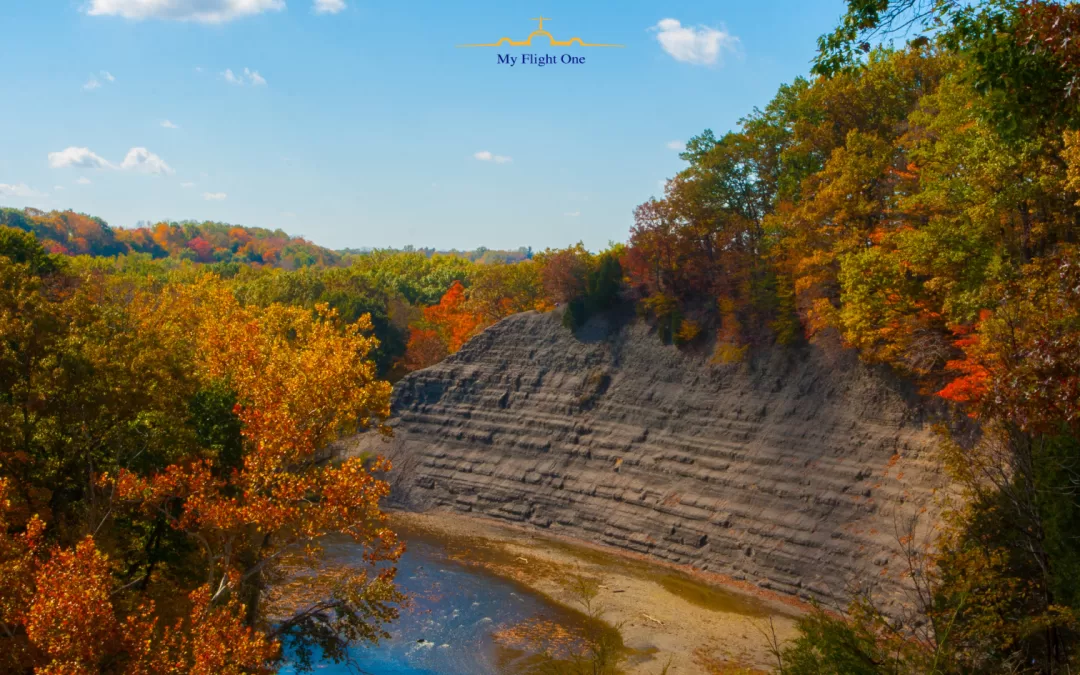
[346,309,948,610]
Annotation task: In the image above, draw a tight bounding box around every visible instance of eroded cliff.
[346,309,949,609]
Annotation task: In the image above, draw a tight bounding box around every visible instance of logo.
[457,16,623,48]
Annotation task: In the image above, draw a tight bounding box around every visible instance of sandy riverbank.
[390,511,810,674]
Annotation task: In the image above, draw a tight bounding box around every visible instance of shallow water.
[279,519,785,673]
[278,532,584,674]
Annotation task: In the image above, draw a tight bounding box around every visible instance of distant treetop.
[0,207,532,269]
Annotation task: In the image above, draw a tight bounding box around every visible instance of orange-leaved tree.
[0,268,401,674]
[104,276,401,666]
[403,280,485,370]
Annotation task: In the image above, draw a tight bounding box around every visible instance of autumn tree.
[100,277,401,666]
[402,280,486,370]
[468,259,550,321]
[0,230,402,673]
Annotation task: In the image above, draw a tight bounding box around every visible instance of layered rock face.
[347,309,948,608]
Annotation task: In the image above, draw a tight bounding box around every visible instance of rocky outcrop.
[346,309,949,609]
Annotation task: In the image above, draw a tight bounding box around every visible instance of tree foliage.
[0,233,401,673]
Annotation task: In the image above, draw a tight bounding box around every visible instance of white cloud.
[474,150,512,164]
[120,147,174,175]
[76,177,93,185]
[83,70,116,91]
[666,140,684,150]
[223,67,266,86]
[50,146,173,176]
[54,185,64,191]
[161,119,179,129]
[49,147,114,170]
[651,18,740,66]
[563,211,581,217]
[314,0,346,14]
[203,192,227,201]
[194,66,204,73]
[180,181,196,188]
[0,183,47,199]
[281,211,297,217]
[86,0,285,23]
[244,68,267,86]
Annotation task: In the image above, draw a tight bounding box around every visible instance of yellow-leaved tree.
[0,263,400,674]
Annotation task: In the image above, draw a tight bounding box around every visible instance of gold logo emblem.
[457,17,623,48]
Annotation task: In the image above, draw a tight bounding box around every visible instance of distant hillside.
[0,207,341,269]
[337,246,533,264]
[0,207,533,269]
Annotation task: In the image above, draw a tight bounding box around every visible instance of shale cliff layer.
[347,309,948,608]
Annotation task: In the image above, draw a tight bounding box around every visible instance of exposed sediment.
[346,309,949,610]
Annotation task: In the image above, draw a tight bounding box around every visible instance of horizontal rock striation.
[346,309,949,609]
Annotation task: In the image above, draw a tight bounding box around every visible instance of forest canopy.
[2,0,1080,671]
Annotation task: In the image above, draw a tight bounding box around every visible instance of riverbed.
[282,513,804,674]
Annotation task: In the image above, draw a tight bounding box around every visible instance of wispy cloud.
[222,68,267,86]
[83,70,116,91]
[180,181,196,188]
[314,0,346,14]
[651,18,740,66]
[563,211,581,217]
[245,68,267,86]
[54,185,64,191]
[203,192,227,201]
[0,183,47,199]
[76,177,93,185]
[86,0,284,23]
[666,140,684,150]
[474,150,512,164]
[161,119,179,129]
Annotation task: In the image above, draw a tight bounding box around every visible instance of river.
[278,528,590,674]
[278,515,799,674]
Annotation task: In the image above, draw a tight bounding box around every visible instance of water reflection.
[279,533,579,674]
[279,519,787,674]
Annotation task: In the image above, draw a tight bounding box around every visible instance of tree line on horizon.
[0,207,533,269]
[2,0,1080,671]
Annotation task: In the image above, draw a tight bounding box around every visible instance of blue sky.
[0,0,846,251]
